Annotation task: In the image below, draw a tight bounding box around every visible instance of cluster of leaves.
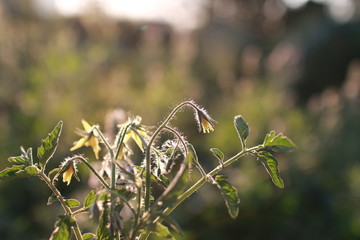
[0,121,63,181]
[0,102,295,240]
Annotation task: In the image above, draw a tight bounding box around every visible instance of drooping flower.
[195,109,216,133]
[117,116,150,159]
[70,120,101,159]
[60,158,80,185]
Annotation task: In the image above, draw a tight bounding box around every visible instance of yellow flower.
[196,110,216,133]
[61,159,79,185]
[117,116,149,159]
[70,120,100,159]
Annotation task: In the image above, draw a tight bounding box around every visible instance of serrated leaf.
[258,151,284,188]
[96,206,111,240]
[84,190,96,208]
[66,199,81,208]
[50,215,74,240]
[37,121,63,167]
[83,233,96,240]
[263,131,296,152]
[8,147,33,165]
[47,194,58,205]
[214,175,240,219]
[234,115,250,143]
[263,131,276,145]
[8,156,29,165]
[0,165,39,180]
[210,148,224,163]
[154,223,176,240]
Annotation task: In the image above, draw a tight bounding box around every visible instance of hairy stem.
[154,146,259,224]
[94,126,117,189]
[76,156,110,189]
[39,171,83,240]
[144,101,199,212]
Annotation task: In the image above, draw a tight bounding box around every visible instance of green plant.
[0,100,295,240]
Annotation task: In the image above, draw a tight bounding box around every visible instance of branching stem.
[39,171,83,240]
[154,146,259,224]
[144,101,200,212]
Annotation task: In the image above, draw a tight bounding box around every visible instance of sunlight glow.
[99,0,205,30]
[283,0,354,22]
[34,0,206,31]
[34,0,355,30]
[54,0,88,16]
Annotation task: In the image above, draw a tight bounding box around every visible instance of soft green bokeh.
[1,0,360,239]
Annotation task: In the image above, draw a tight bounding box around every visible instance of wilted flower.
[196,109,216,133]
[60,158,80,185]
[117,116,150,158]
[70,120,101,159]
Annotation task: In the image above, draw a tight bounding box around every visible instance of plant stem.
[39,171,83,240]
[164,126,188,154]
[154,146,258,224]
[144,101,200,212]
[76,156,110,189]
[94,126,117,189]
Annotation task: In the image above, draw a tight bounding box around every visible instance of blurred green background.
[1,0,360,239]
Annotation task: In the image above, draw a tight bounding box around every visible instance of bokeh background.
[0,0,360,239]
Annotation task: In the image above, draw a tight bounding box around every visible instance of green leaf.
[210,148,224,163]
[8,147,33,165]
[47,194,58,205]
[263,131,276,144]
[234,115,250,143]
[83,233,96,240]
[154,223,176,240]
[37,121,63,167]
[84,190,96,208]
[66,199,81,208]
[50,215,74,240]
[258,151,284,188]
[7,156,29,165]
[152,148,172,177]
[214,175,240,219]
[0,165,39,180]
[96,206,111,240]
[263,131,296,152]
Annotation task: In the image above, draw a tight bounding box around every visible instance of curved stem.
[39,171,83,240]
[154,146,259,224]
[114,124,132,160]
[94,126,117,189]
[163,126,188,154]
[94,126,113,159]
[76,156,110,189]
[144,101,200,212]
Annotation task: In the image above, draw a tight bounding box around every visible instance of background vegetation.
[0,0,360,239]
